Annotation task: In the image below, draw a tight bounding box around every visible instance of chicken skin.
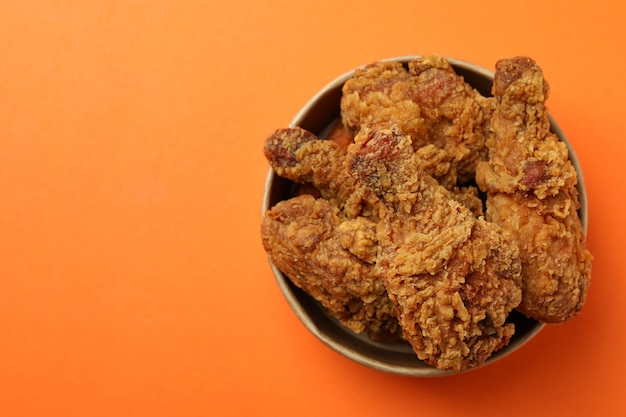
[263,128,400,340]
[341,56,494,184]
[261,194,400,341]
[475,57,592,323]
[263,127,383,220]
[347,124,522,371]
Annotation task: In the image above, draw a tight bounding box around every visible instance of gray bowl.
[262,56,588,377]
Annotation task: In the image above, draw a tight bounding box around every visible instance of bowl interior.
[263,56,587,376]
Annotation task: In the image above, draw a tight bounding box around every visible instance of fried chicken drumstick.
[476,57,592,323]
[347,124,522,371]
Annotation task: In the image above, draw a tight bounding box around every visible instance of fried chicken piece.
[407,56,495,182]
[347,124,522,371]
[484,192,591,323]
[261,194,400,341]
[341,60,427,143]
[414,144,484,216]
[264,127,382,219]
[475,57,577,199]
[475,57,592,323]
[341,56,494,183]
[414,143,458,190]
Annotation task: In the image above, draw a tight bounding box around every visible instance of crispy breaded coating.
[414,144,484,215]
[261,195,400,341]
[406,56,494,182]
[341,56,494,183]
[264,127,383,219]
[262,55,592,370]
[475,57,577,199]
[347,124,522,371]
[475,57,592,323]
[341,60,427,143]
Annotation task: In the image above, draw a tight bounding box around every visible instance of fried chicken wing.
[261,194,400,341]
[475,57,592,323]
[347,124,522,371]
[264,127,382,219]
[341,56,494,183]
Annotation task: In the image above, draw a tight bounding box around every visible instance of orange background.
[0,1,624,416]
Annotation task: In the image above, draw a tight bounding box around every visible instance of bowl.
[262,56,588,377]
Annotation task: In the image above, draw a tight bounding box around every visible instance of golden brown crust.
[262,55,592,370]
[261,195,400,339]
[476,56,592,323]
[263,127,383,219]
[341,56,494,184]
[347,125,522,371]
[475,57,577,199]
[341,61,425,140]
[484,191,591,322]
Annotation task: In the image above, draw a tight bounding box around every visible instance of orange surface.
[0,1,624,416]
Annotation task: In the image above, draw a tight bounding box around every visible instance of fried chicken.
[263,127,383,219]
[341,56,495,184]
[475,57,592,323]
[347,124,522,371]
[262,55,592,371]
[261,194,400,341]
[415,144,485,217]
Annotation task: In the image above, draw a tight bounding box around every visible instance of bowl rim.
[262,55,587,377]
